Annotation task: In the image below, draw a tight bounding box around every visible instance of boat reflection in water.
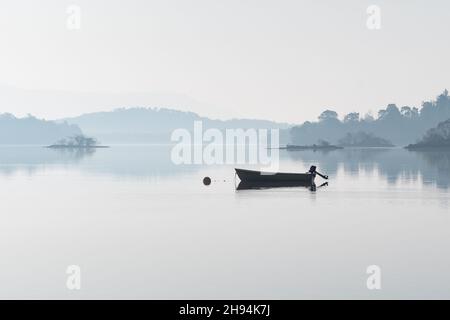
[236,180,328,191]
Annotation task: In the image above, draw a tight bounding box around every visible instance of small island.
[406,119,450,149]
[46,135,109,149]
[338,131,394,148]
[282,140,343,151]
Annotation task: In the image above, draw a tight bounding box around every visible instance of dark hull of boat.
[237,181,313,190]
[235,168,315,184]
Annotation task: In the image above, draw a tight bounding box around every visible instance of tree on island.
[338,131,394,147]
[406,119,450,148]
[317,139,331,146]
[318,110,339,122]
[51,135,99,148]
[343,112,360,123]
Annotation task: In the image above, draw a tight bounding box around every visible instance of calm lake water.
[0,145,449,299]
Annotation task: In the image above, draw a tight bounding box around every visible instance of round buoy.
[203,177,211,186]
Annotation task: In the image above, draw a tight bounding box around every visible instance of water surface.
[0,146,449,299]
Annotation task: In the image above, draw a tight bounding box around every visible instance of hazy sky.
[1,0,449,122]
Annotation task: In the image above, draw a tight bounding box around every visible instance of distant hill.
[0,113,81,145]
[63,107,292,144]
[406,119,450,149]
[0,84,221,120]
[291,90,450,146]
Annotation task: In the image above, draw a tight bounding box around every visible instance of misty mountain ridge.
[62,107,292,143]
[0,84,220,120]
[2,89,450,146]
[0,113,81,144]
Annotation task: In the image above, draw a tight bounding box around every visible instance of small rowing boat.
[235,168,315,184]
[235,166,328,185]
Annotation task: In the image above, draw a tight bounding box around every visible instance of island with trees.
[283,139,343,151]
[290,90,450,146]
[406,119,450,149]
[46,135,109,149]
[338,131,394,147]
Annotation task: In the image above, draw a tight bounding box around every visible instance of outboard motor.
[309,165,329,180]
